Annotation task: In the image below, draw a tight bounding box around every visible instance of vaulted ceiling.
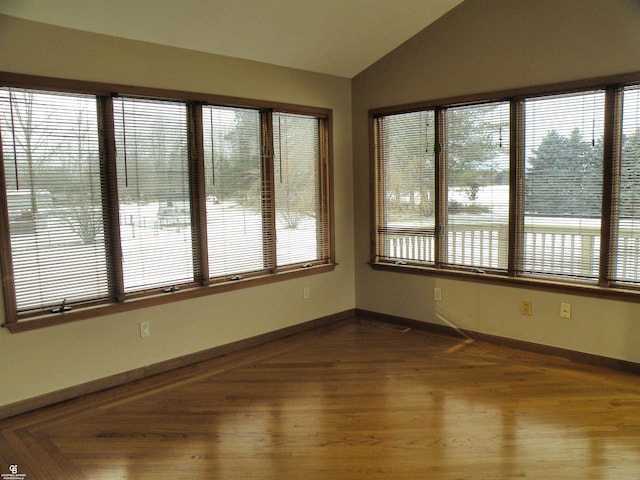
[0,0,463,78]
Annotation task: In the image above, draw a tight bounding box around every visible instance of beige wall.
[0,15,355,407]
[353,0,640,363]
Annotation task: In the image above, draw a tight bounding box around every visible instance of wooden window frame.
[0,72,335,332]
[370,71,640,303]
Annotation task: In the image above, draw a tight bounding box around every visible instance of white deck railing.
[382,220,640,282]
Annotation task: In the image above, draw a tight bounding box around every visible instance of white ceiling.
[0,0,463,78]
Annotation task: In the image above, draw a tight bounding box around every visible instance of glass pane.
[0,88,108,312]
[523,91,605,280]
[114,97,193,292]
[445,102,510,270]
[273,113,320,266]
[615,85,640,284]
[378,110,435,263]
[203,106,264,277]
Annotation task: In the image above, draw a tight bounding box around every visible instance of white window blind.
[444,102,510,270]
[273,112,323,267]
[376,110,436,263]
[202,105,264,278]
[0,88,108,312]
[613,85,640,285]
[113,97,193,292]
[522,91,605,280]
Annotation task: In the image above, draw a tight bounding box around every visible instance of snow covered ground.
[10,199,318,310]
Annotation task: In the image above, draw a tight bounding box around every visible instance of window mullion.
[599,86,623,287]
[434,108,447,268]
[509,99,525,277]
[371,115,384,264]
[260,109,277,271]
[188,103,209,286]
[318,117,333,262]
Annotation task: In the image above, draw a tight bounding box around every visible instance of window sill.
[3,263,336,333]
[370,261,640,303]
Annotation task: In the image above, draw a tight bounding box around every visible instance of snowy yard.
[10,199,318,310]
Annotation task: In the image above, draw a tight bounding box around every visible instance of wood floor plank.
[1,317,640,479]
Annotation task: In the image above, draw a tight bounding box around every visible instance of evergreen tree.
[446,104,509,197]
[620,128,640,218]
[525,129,602,217]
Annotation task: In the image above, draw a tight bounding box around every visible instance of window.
[0,75,334,331]
[522,91,605,280]
[374,102,510,272]
[613,85,640,285]
[202,105,264,278]
[444,102,510,271]
[371,74,640,299]
[374,110,436,264]
[273,112,330,267]
[114,97,193,292]
[0,88,108,314]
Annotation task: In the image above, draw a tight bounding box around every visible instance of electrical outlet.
[520,300,532,316]
[434,287,442,302]
[139,321,151,338]
[303,286,310,299]
[560,303,571,319]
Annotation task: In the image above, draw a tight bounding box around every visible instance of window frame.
[370,71,640,303]
[0,72,335,332]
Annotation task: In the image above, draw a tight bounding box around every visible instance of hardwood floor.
[2,317,640,479]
